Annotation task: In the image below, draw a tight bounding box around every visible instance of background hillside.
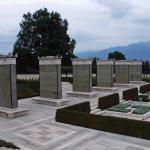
[76,41,150,60]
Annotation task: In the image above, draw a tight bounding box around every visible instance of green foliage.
[0,139,19,149]
[132,108,150,115]
[17,79,40,99]
[13,8,76,73]
[108,107,131,113]
[108,51,126,60]
[56,101,150,140]
[112,103,131,109]
[131,105,150,109]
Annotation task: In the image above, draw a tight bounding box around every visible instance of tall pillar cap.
[97,60,114,65]
[0,57,16,65]
[72,58,92,65]
[115,60,130,65]
[39,56,61,65]
[130,61,142,65]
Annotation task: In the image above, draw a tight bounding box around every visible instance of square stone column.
[115,61,130,84]
[129,61,142,81]
[97,60,114,87]
[0,57,29,118]
[39,56,62,99]
[0,57,17,109]
[72,59,92,92]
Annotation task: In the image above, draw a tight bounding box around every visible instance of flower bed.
[132,108,150,115]
[108,107,131,113]
[56,101,150,140]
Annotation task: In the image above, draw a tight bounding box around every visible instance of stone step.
[94,110,104,115]
[90,105,98,110]
[90,109,100,114]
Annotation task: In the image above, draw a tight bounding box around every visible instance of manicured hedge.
[134,95,149,102]
[140,84,150,94]
[122,88,138,101]
[17,79,40,99]
[62,102,90,113]
[56,101,150,140]
[98,93,119,110]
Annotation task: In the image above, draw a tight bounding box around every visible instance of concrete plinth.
[129,61,142,82]
[114,83,134,88]
[32,97,69,107]
[33,56,69,106]
[0,57,17,109]
[67,91,97,98]
[72,59,93,93]
[0,107,29,119]
[39,56,62,99]
[115,61,130,84]
[97,60,114,87]
[93,86,118,92]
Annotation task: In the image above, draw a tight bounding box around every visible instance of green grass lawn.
[108,107,131,113]
[132,107,150,115]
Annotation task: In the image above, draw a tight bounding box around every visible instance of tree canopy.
[108,51,126,60]
[13,8,76,73]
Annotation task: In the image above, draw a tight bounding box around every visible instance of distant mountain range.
[76,41,150,60]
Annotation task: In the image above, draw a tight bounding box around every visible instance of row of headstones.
[37,57,142,99]
[0,56,142,110]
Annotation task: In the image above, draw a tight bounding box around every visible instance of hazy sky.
[0,0,150,54]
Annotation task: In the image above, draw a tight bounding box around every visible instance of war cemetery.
[0,54,150,150]
[1,3,150,149]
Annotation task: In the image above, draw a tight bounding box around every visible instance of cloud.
[0,0,150,54]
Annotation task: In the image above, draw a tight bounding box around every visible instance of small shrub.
[17,79,40,99]
[140,84,150,94]
[122,88,138,101]
[134,95,149,102]
[0,139,19,149]
[98,93,119,110]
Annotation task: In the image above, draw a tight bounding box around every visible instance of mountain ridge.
[76,41,150,60]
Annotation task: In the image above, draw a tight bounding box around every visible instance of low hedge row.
[62,102,90,112]
[56,102,150,140]
[122,88,138,101]
[140,84,150,94]
[98,93,119,110]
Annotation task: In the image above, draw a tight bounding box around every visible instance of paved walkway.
[0,82,150,150]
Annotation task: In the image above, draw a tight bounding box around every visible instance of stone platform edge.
[0,107,29,119]
[67,91,97,98]
[32,96,69,107]
[93,86,118,92]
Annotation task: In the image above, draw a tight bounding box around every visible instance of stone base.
[67,91,97,98]
[130,81,146,85]
[102,110,150,121]
[0,107,29,119]
[93,86,118,92]
[32,97,69,107]
[114,83,134,88]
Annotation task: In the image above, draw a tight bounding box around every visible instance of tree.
[13,8,76,73]
[108,51,126,60]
